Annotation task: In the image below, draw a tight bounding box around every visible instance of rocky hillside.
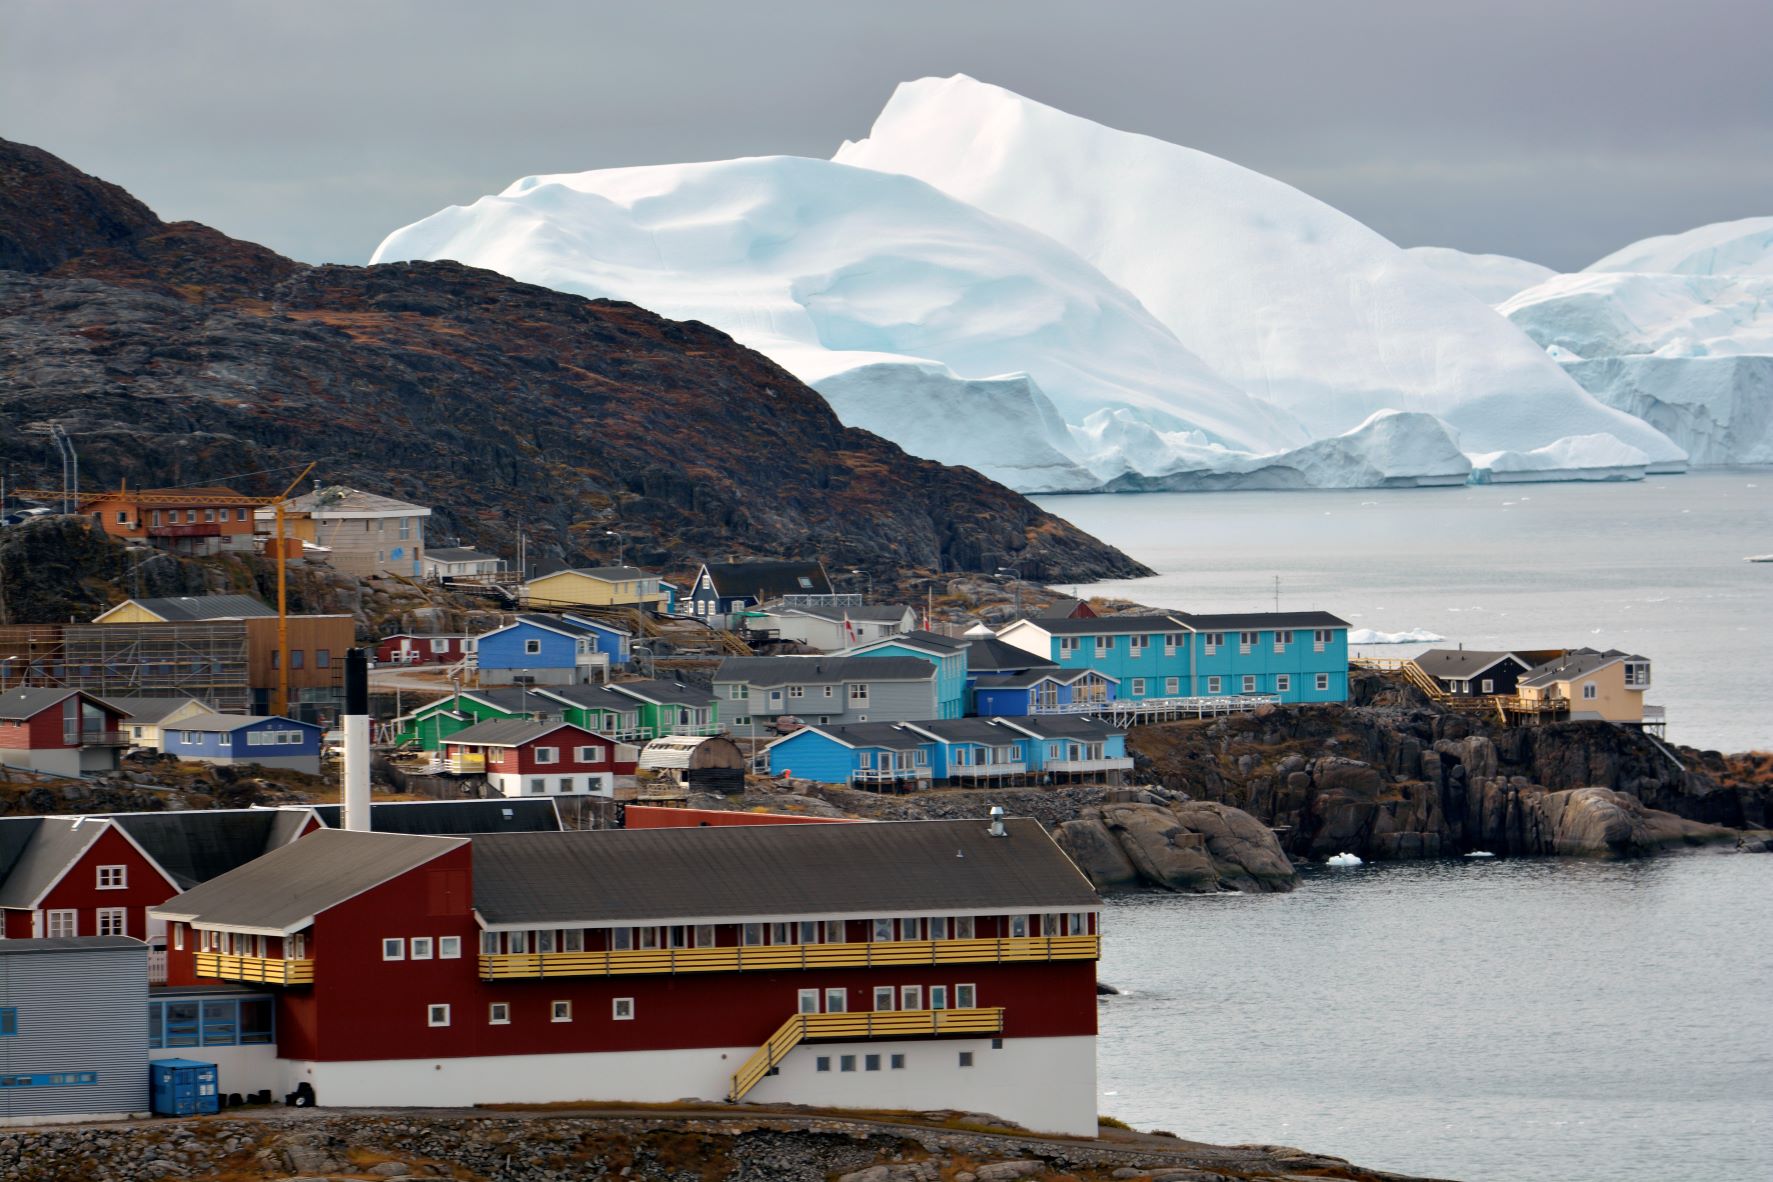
[0,138,1146,585]
[1127,673,1771,861]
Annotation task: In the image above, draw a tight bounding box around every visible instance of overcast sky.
[5,0,1769,271]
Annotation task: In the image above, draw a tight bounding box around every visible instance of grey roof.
[777,604,914,624]
[1033,614,1184,636]
[512,612,629,638]
[0,817,107,908]
[282,486,428,516]
[971,669,1075,689]
[1518,648,1643,688]
[110,810,293,890]
[1038,598,1089,619]
[535,566,651,582]
[426,547,499,563]
[903,719,1024,744]
[716,656,936,686]
[1412,649,1527,681]
[153,830,465,934]
[964,636,1060,673]
[785,722,930,751]
[457,687,561,715]
[120,594,276,621]
[444,717,592,747]
[308,799,562,835]
[607,679,717,708]
[0,936,145,957]
[700,561,833,600]
[470,818,1098,927]
[892,629,968,652]
[532,684,644,713]
[995,716,1125,741]
[1174,610,1351,631]
[0,687,84,721]
[105,695,213,727]
[164,710,317,734]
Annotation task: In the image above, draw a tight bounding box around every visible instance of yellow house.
[1516,648,1655,726]
[522,566,667,611]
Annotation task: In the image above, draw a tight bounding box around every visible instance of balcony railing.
[480,933,1098,981]
[1044,756,1136,773]
[949,761,1027,778]
[730,1006,1004,1101]
[67,728,130,747]
[148,522,224,538]
[148,949,167,986]
[195,952,315,986]
[666,722,723,737]
[851,766,928,785]
[443,753,486,774]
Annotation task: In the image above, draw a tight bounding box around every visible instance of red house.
[0,688,131,778]
[152,818,1102,1134]
[374,634,473,667]
[441,719,637,797]
[0,816,179,944]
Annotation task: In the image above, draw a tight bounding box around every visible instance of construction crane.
[9,462,318,715]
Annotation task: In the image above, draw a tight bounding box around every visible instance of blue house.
[998,716,1134,783]
[995,610,1350,705]
[972,667,1119,717]
[474,613,629,686]
[160,711,324,775]
[844,631,970,719]
[765,722,933,789]
[899,719,1034,783]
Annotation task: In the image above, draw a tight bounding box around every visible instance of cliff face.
[0,138,1148,585]
[1128,674,1768,861]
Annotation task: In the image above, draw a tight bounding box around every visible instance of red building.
[441,719,638,798]
[0,817,179,943]
[152,819,1102,1134]
[84,485,260,557]
[622,805,855,829]
[0,688,131,778]
[374,634,473,667]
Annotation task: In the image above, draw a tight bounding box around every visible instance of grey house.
[0,937,149,1125]
[714,656,939,729]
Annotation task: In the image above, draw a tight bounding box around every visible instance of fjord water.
[1036,468,1773,753]
[1095,857,1773,1182]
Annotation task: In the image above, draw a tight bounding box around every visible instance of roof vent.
[987,806,1007,838]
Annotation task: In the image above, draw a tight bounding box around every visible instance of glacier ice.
[835,75,1687,474]
[1403,246,1556,304]
[1584,215,1773,277]
[1348,628,1448,644]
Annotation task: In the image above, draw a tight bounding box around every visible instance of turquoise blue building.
[995,611,1350,704]
[765,716,1130,788]
[845,631,970,719]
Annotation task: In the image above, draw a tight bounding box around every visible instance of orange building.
[85,486,260,557]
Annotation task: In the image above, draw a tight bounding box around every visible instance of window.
[534,746,557,764]
[928,916,949,941]
[1058,637,1078,656]
[489,1003,510,1025]
[1128,634,1148,655]
[1625,662,1651,687]
[1481,679,1495,694]
[576,746,603,763]
[411,937,434,960]
[1583,683,1599,700]
[1242,675,1257,694]
[173,925,185,950]
[955,984,976,1009]
[1068,912,1089,935]
[1204,632,1223,654]
[96,908,127,937]
[1008,915,1029,938]
[743,922,764,946]
[871,918,893,942]
[890,1053,905,1070]
[1,1008,18,1037]
[954,917,975,940]
[528,779,545,795]
[236,507,248,522]
[874,986,896,1011]
[816,1056,831,1072]
[1094,636,1112,657]
[612,998,634,1020]
[524,639,542,655]
[1165,677,1179,695]
[930,985,948,1010]
[97,865,127,889]
[185,509,197,523]
[610,927,633,950]
[798,989,821,1014]
[1314,628,1333,652]
[1315,673,1330,691]
[840,1055,857,1072]
[799,920,820,944]
[1206,676,1222,694]
[316,649,331,668]
[900,985,922,1011]
[958,1051,974,1068]
[865,1054,881,1071]
[46,911,76,939]
[428,1004,450,1027]
[382,938,405,961]
[899,917,922,941]
[482,931,501,955]
[788,685,804,699]
[824,988,846,1013]
[1275,630,1293,651]
[848,683,869,704]
[290,649,304,669]
[824,920,845,944]
[1239,631,1258,654]
[1130,678,1145,697]
[1276,674,1291,693]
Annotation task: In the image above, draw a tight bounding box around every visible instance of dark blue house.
[160,711,323,775]
[474,613,629,686]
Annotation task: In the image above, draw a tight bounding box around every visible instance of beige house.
[257,486,431,578]
[521,567,668,611]
[105,696,214,748]
[1516,648,1656,726]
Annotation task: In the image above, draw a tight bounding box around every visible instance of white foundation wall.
[281,1035,1096,1136]
[155,1045,285,1099]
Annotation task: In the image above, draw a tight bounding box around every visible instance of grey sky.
[5,0,1769,271]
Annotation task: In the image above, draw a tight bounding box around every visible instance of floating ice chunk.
[1470,434,1653,483]
[1325,852,1364,867]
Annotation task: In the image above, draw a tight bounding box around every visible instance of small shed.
[637,734,746,794]
[150,1059,220,1116]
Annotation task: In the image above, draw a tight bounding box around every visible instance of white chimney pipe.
[988,806,1007,838]
[342,648,371,833]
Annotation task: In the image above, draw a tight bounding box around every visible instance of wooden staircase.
[728,1007,1005,1101]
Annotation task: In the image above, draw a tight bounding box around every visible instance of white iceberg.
[1584,215,1773,277]
[1325,853,1364,867]
[1469,433,1652,483]
[835,75,1688,475]
[1348,627,1448,644]
[1404,246,1556,304]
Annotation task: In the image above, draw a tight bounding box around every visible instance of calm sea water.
[1035,468,1773,753]
[1095,855,1773,1182]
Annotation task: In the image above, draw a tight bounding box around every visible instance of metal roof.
[115,594,277,621]
[532,684,644,712]
[1174,610,1351,630]
[715,656,936,686]
[0,687,84,721]
[308,798,562,835]
[0,936,145,957]
[902,719,1024,744]
[995,716,1125,741]
[163,711,318,733]
[510,613,629,638]
[110,810,293,890]
[773,604,915,624]
[0,817,103,908]
[1518,648,1644,688]
[101,696,213,726]
[1412,649,1526,681]
[532,566,651,582]
[443,718,594,748]
[774,722,928,751]
[963,636,1059,673]
[280,486,430,517]
[606,679,717,707]
[1030,614,1184,636]
[152,830,466,935]
[470,818,1098,927]
[700,561,833,599]
[425,547,498,563]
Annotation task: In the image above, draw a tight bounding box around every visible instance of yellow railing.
[195,952,315,985]
[729,1007,1005,1101]
[445,753,485,774]
[480,934,1098,981]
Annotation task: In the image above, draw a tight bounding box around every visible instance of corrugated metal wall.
[0,943,148,1120]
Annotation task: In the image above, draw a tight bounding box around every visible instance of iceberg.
[1584,215,1773,277]
[835,75,1687,475]
[1469,433,1652,483]
[1404,246,1556,304]
[1348,628,1448,644]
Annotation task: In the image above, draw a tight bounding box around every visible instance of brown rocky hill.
[0,138,1147,584]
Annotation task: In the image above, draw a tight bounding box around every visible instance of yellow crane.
[9,463,319,715]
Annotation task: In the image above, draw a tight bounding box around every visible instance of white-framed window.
[798,988,821,1014]
[1042,912,1061,936]
[1481,679,1495,694]
[1242,675,1257,694]
[955,916,975,939]
[1163,632,1184,655]
[1207,676,1223,694]
[612,997,634,1020]
[1314,628,1333,652]
[528,779,545,795]
[1276,674,1291,693]
[1315,673,1330,691]
[930,985,949,1010]
[871,918,893,942]
[509,930,530,953]
[610,927,633,950]
[1068,912,1089,935]
[1130,678,1145,697]
[788,685,804,699]
[96,908,127,937]
[928,916,949,940]
[1094,636,1112,657]
[696,924,716,948]
[848,683,869,704]
[1128,634,1148,655]
[524,638,542,655]
[900,985,922,1011]
[411,937,434,960]
[1203,631,1223,654]
[824,920,844,944]
[576,746,603,763]
[534,746,557,764]
[1008,915,1029,938]
[173,924,185,950]
[899,917,922,941]
[874,986,895,1011]
[743,922,764,946]
[439,936,461,959]
[1164,677,1179,695]
[489,1002,510,1025]
[552,1001,572,1023]
[824,988,846,1013]
[1058,637,1078,656]
[481,931,501,955]
[1239,631,1258,654]
[956,983,977,1009]
[96,865,127,890]
[427,1004,450,1027]
[382,938,405,961]
[857,751,874,770]
[1624,662,1651,687]
[1583,683,1599,700]
[1275,630,1293,651]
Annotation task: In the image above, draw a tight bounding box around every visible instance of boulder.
[1170,800,1299,892]
[1535,787,1740,857]
[1053,819,1142,889]
[1097,804,1222,892]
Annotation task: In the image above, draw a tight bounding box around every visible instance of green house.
[395,687,558,750]
[607,679,722,739]
[530,684,649,742]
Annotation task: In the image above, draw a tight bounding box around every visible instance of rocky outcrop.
[1056,799,1298,893]
[1128,685,1769,862]
[0,137,1147,589]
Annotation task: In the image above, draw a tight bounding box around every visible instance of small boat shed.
[636,734,746,795]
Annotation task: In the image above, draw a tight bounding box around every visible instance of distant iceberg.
[1349,627,1447,644]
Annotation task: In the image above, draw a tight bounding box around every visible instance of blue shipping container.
[150,1058,219,1116]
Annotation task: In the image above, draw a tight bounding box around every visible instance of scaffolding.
[0,622,251,713]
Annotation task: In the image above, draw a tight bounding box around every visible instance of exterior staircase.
[728,1007,1005,1101]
